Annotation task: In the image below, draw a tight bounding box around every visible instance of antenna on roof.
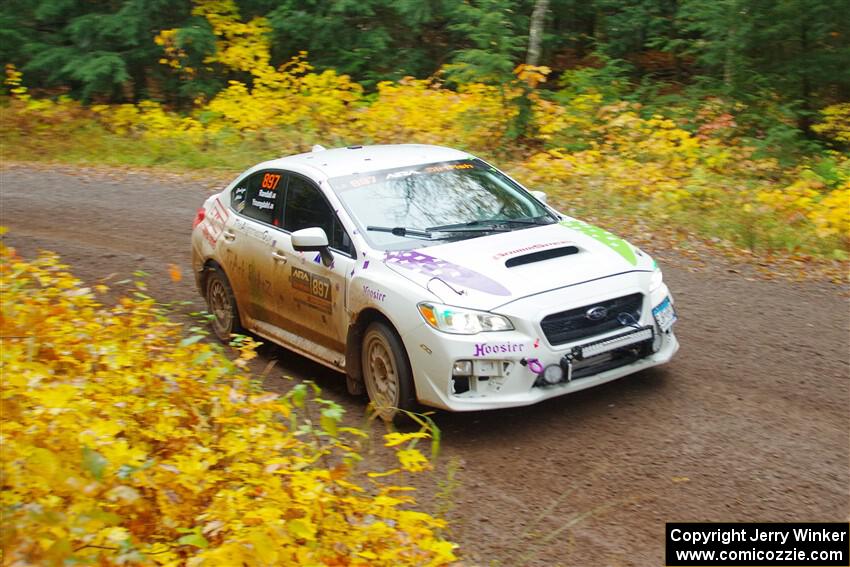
[311,144,326,152]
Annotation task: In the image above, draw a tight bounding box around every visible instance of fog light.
[542,364,564,385]
[452,360,472,376]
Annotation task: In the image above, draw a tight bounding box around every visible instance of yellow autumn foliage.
[0,241,456,566]
[3,0,848,255]
[358,78,511,150]
[812,103,850,145]
[515,100,850,245]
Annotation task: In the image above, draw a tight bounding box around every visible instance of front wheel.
[205,267,242,342]
[361,322,416,422]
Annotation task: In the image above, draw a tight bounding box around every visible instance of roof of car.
[260,144,473,180]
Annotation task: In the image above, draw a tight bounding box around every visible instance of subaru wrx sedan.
[191,144,678,420]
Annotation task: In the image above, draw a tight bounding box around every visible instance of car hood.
[382,219,654,311]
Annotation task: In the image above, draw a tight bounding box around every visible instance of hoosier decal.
[473,341,526,357]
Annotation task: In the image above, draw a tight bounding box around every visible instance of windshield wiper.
[427,216,553,232]
[367,224,510,239]
[366,226,434,239]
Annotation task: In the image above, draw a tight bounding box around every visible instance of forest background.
[1,0,849,261]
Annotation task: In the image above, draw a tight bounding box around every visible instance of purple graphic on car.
[384,251,510,296]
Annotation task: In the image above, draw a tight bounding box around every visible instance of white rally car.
[191,144,678,420]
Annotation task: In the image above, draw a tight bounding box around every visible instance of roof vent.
[505,246,579,268]
[311,144,326,152]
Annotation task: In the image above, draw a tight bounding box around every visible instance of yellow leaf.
[168,264,182,282]
[334,479,364,492]
[383,431,429,447]
[286,518,316,541]
[367,468,401,478]
[396,448,431,473]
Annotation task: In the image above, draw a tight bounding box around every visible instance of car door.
[219,169,290,328]
[275,173,356,353]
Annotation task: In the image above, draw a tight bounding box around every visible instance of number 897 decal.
[290,267,332,313]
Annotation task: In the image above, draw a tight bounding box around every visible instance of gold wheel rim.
[208,279,231,337]
[365,333,398,413]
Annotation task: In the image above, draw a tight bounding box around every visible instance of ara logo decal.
[559,219,637,266]
[290,267,332,314]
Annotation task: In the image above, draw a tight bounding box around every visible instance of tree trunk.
[797,19,813,137]
[526,0,550,66]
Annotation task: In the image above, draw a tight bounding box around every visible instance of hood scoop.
[505,245,579,268]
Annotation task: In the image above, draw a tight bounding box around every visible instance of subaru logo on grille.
[585,306,608,321]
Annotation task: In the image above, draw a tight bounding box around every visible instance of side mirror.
[291,227,333,266]
[531,190,548,204]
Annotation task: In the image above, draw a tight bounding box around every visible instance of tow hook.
[560,349,582,383]
[521,357,545,375]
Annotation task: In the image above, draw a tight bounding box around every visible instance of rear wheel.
[205,267,242,342]
[361,322,416,422]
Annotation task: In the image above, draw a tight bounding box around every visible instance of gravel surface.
[2,162,848,566]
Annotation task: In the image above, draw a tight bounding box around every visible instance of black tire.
[361,321,416,422]
[205,266,242,343]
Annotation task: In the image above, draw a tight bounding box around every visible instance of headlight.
[650,266,664,291]
[417,302,514,334]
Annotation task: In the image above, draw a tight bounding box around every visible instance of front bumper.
[405,275,679,412]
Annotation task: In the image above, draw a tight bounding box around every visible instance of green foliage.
[670,0,849,132]
[557,53,632,102]
[161,18,221,104]
[2,0,847,134]
[595,0,679,60]
[5,0,192,101]
[264,0,454,87]
[445,0,528,85]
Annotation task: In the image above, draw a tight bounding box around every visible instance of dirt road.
[2,162,848,566]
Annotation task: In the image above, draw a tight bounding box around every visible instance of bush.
[0,240,456,566]
[4,50,848,259]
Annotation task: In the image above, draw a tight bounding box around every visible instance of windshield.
[330,159,555,250]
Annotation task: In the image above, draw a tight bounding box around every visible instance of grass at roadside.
[2,118,273,172]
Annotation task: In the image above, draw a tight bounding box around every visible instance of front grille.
[540,293,643,346]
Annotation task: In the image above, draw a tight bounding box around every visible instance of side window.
[283,176,353,255]
[230,170,282,225]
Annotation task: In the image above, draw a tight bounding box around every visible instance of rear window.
[231,171,282,225]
